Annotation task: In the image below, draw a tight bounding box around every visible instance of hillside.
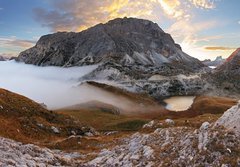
[0,88,94,144]
[212,48,240,92]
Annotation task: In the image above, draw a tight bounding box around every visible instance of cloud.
[188,0,216,9]
[0,61,150,111]
[0,8,3,10]
[0,36,36,57]
[34,0,160,32]
[158,0,184,19]
[34,0,220,32]
[238,20,240,25]
[204,46,237,51]
[168,19,217,46]
[0,37,35,48]
[0,61,99,109]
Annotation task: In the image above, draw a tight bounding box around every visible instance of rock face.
[0,137,80,166]
[212,48,240,92]
[202,56,225,67]
[215,101,240,136]
[17,17,204,80]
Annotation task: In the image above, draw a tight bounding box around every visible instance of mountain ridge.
[17,17,205,78]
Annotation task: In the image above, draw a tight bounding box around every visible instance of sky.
[0,0,239,60]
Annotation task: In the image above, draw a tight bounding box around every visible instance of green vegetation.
[57,109,150,131]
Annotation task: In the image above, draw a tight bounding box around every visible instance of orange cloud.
[34,0,221,32]
[158,0,184,19]
[204,46,237,51]
[34,0,160,32]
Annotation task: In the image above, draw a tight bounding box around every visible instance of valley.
[0,17,239,166]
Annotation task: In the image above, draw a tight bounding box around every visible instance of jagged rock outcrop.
[212,48,240,92]
[215,101,240,136]
[0,137,80,166]
[202,56,225,67]
[17,17,205,80]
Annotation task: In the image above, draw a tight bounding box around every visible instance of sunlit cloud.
[34,0,160,32]
[188,0,216,9]
[0,37,35,48]
[204,46,237,51]
[158,0,184,19]
[0,36,36,57]
[167,19,217,55]
[238,21,240,25]
[34,0,220,32]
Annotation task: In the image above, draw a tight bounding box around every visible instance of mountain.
[212,48,240,92]
[17,17,205,80]
[202,56,225,67]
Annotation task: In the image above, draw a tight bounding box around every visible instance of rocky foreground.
[87,102,240,167]
[0,137,81,167]
[1,102,239,167]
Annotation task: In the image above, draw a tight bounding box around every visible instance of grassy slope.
[0,87,237,153]
[57,108,150,131]
[0,88,90,145]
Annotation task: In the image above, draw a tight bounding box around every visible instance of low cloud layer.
[0,61,99,109]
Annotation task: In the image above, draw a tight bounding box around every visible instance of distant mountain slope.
[212,48,240,91]
[202,56,225,67]
[17,17,205,80]
[0,56,7,61]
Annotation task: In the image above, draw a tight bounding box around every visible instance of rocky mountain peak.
[17,17,205,81]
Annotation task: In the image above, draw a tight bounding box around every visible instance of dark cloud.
[33,0,160,32]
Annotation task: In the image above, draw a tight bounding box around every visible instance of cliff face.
[17,17,204,73]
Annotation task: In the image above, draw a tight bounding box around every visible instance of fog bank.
[0,61,98,109]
